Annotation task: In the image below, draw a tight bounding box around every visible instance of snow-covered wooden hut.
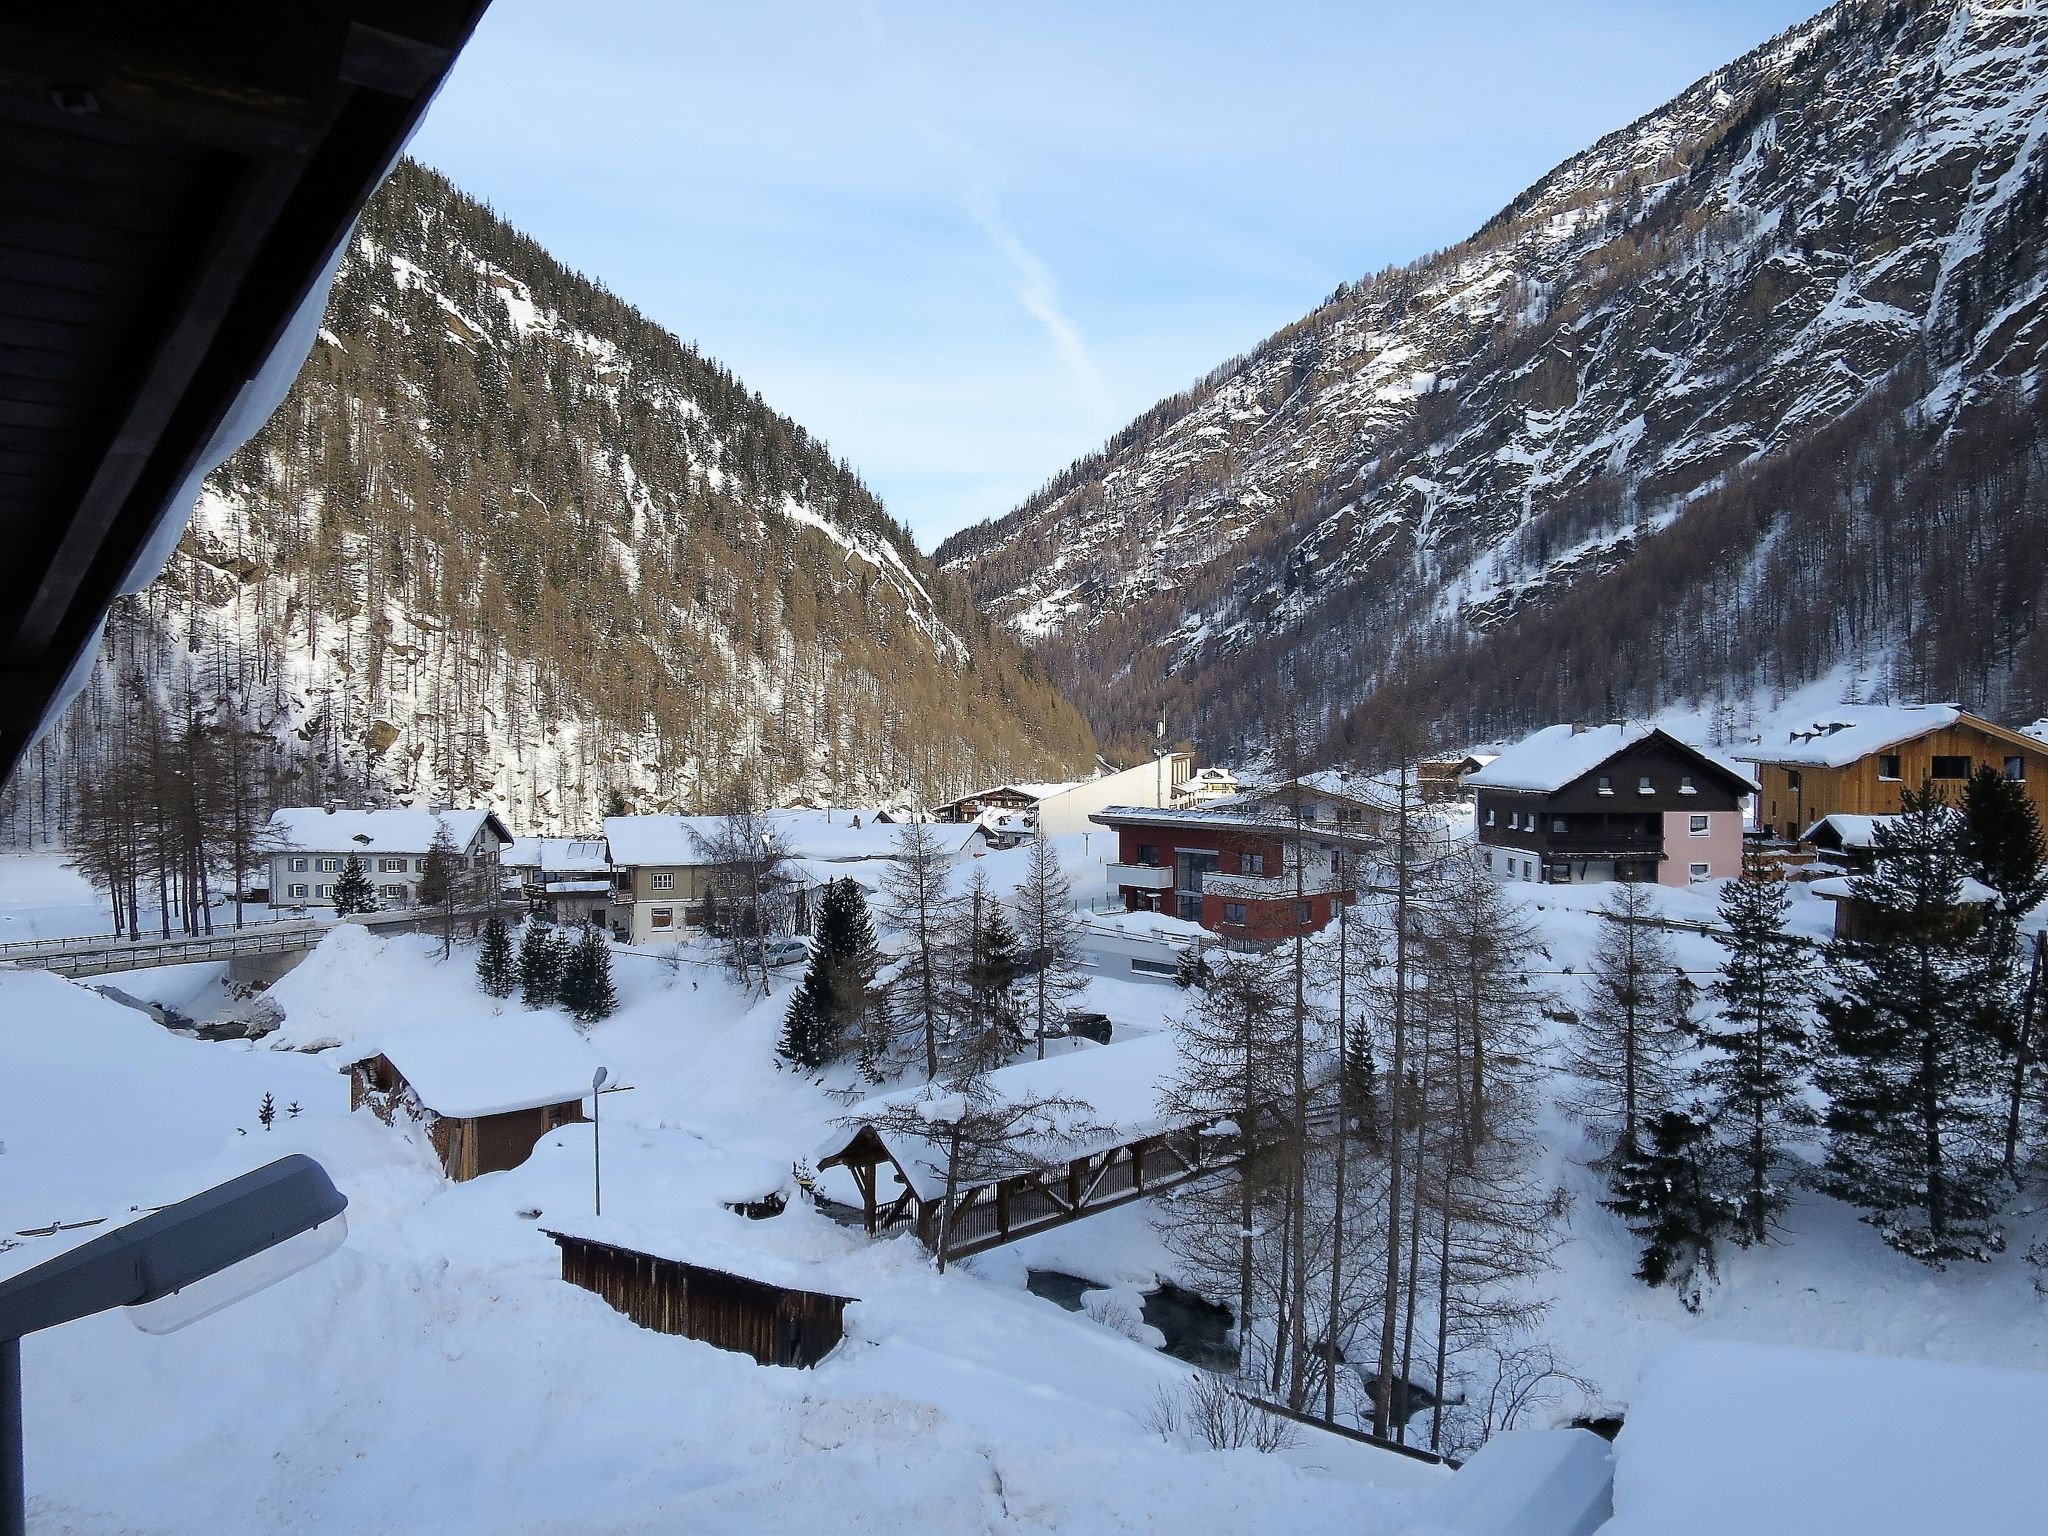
[346,1016,604,1181]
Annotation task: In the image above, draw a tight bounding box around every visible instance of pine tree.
[814,877,882,1063]
[882,819,965,1081]
[1699,855,1815,1244]
[958,870,1024,1071]
[1601,1108,1730,1308]
[1175,943,1211,991]
[518,918,564,1007]
[1015,834,1087,1058]
[779,959,833,1069]
[476,914,515,998]
[1563,881,1688,1155]
[1960,765,2048,1176]
[418,814,463,958]
[1818,788,2008,1265]
[333,854,376,917]
[560,924,619,1024]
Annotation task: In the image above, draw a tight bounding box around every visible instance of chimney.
[1570,721,1587,735]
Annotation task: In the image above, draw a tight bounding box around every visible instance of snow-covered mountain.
[939,0,2048,763]
[9,162,1096,838]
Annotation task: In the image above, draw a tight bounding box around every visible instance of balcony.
[1108,862,1174,891]
[1204,866,1353,900]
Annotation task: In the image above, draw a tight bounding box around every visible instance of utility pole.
[591,1067,609,1215]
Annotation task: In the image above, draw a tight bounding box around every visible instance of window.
[1689,862,1711,881]
[1878,754,1901,781]
[1690,814,1710,836]
[379,884,406,901]
[288,857,308,872]
[651,906,674,929]
[1548,865,1569,883]
[287,883,307,899]
[379,858,405,873]
[315,884,334,898]
[651,871,675,891]
[1223,902,1248,925]
[1931,755,1971,780]
[1136,843,1159,866]
[1552,816,1568,833]
[1130,957,1179,976]
[1638,776,1655,795]
[1679,775,1696,794]
[317,857,341,873]
[1243,852,1266,875]
[1596,775,1613,795]
[1295,901,1313,923]
[1508,810,1520,830]
[2006,756,2027,782]
[1484,808,1496,826]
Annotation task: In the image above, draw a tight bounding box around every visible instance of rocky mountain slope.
[939,0,2048,764]
[7,162,1097,838]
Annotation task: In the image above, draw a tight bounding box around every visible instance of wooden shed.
[347,1016,604,1182]
[545,1230,852,1368]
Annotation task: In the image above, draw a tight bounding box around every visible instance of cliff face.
[11,161,1098,837]
[941,0,2048,763]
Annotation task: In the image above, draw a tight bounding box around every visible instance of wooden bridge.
[816,1033,1295,1265]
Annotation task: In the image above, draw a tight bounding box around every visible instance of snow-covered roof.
[605,810,933,868]
[1742,704,1964,767]
[1599,1342,2048,1536]
[1088,802,1384,845]
[602,814,731,866]
[1467,724,1757,795]
[542,1213,855,1300]
[1807,873,1998,905]
[950,780,1082,807]
[821,1032,1186,1202]
[269,807,510,854]
[1801,813,1899,849]
[1407,1428,1612,1536]
[362,1015,605,1118]
[504,836,610,873]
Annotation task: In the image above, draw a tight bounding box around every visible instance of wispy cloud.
[849,0,1112,427]
[959,184,1114,423]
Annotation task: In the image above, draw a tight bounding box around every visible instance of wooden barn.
[347,1016,604,1182]
[546,1228,851,1368]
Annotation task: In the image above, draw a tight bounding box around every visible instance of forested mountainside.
[3,161,1096,840]
[939,0,2048,766]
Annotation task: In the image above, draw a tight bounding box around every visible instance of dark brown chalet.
[1469,723,1754,887]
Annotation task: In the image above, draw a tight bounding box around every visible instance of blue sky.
[412,0,1822,549]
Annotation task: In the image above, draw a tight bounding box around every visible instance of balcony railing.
[1108,862,1174,891]
[1203,867,1353,900]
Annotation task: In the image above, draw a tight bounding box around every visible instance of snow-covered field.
[5,841,2046,1534]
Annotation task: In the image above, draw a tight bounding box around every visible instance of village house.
[346,1015,604,1182]
[1470,723,1753,886]
[1742,704,2048,841]
[936,752,1195,839]
[1090,776,1388,940]
[504,835,613,925]
[1172,766,1241,805]
[601,815,736,945]
[267,807,512,910]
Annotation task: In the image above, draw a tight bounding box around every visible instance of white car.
[761,936,811,968]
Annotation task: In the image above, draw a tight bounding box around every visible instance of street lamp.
[590,1067,609,1216]
[0,1155,347,1536]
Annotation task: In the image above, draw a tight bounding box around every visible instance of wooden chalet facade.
[346,1016,602,1182]
[1744,706,2048,841]
[1471,724,1753,886]
[547,1231,851,1369]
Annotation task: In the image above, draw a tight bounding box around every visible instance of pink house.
[1468,723,1755,887]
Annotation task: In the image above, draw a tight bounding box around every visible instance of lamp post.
[591,1066,609,1216]
[0,1155,348,1536]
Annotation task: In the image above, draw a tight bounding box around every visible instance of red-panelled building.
[1089,803,1378,942]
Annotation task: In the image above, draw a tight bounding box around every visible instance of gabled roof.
[269,808,511,854]
[1802,813,1900,850]
[361,1016,605,1119]
[601,815,730,866]
[1468,724,1757,796]
[817,1032,1186,1202]
[1737,703,2041,768]
[505,836,611,873]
